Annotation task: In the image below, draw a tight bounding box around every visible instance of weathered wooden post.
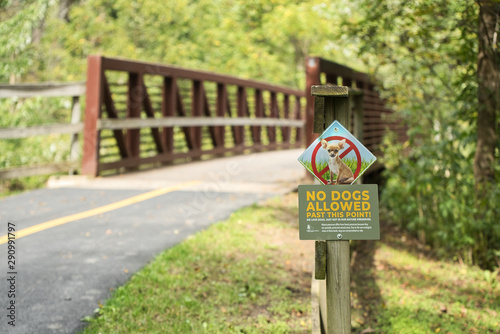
[312,85,351,334]
[299,83,379,333]
[311,85,350,133]
[69,95,81,175]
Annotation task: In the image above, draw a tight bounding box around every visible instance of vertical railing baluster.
[236,86,246,147]
[254,89,263,145]
[283,94,290,144]
[202,86,218,149]
[224,88,236,147]
[216,83,227,149]
[294,95,303,145]
[126,73,142,161]
[69,95,81,175]
[192,80,203,151]
[269,91,278,145]
[176,83,193,151]
[162,77,176,154]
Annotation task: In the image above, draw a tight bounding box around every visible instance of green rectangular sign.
[298,184,380,240]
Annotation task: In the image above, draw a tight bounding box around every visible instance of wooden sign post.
[326,239,350,334]
[298,85,379,333]
[313,85,351,334]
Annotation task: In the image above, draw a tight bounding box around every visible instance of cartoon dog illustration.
[320,138,355,185]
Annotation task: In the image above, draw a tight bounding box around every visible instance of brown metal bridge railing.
[305,57,406,168]
[82,56,306,176]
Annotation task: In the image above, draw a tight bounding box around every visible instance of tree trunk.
[474,1,499,191]
[59,0,77,22]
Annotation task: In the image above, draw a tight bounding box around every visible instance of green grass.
[79,193,500,334]
[299,157,374,182]
[0,175,52,198]
[350,229,500,334]
[80,194,312,334]
[374,244,499,333]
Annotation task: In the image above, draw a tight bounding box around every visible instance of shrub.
[380,131,500,269]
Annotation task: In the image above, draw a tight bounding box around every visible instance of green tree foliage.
[0,0,357,191]
[0,0,351,166]
[0,0,53,82]
[347,0,499,269]
[4,0,357,86]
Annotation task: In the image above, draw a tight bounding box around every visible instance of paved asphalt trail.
[0,149,304,334]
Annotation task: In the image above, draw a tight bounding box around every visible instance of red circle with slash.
[311,136,362,185]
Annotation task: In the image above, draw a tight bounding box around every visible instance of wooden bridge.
[0,56,402,180]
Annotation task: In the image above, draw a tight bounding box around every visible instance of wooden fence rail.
[0,82,85,179]
[82,56,306,176]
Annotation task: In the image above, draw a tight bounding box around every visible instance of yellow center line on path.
[0,180,201,246]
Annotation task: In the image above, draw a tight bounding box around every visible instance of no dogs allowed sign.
[298,184,379,240]
[297,120,379,240]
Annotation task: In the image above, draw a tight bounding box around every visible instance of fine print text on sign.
[298,184,380,240]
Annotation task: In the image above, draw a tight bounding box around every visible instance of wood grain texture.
[315,241,327,280]
[326,240,351,334]
[311,85,348,97]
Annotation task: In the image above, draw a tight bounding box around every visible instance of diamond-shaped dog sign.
[298,120,376,185]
